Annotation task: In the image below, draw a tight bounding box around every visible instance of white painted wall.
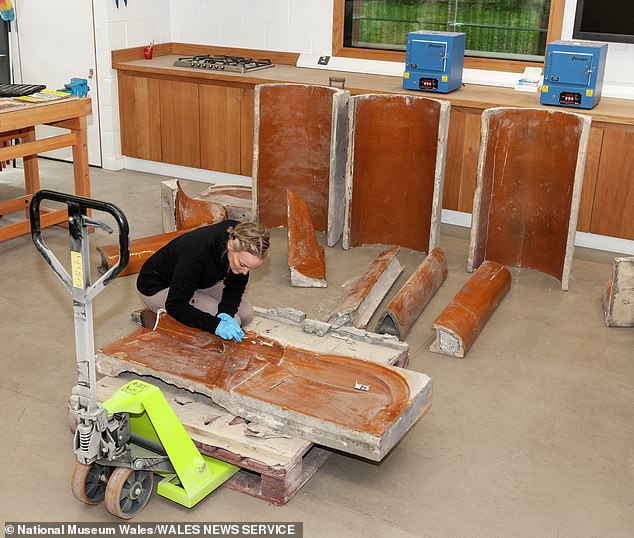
[92,0,634,170]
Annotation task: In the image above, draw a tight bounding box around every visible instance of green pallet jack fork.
[30,190,238,519]
[103,379,238,508]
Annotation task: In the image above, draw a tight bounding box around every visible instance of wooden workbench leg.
[22,127,41,216]
[71,116,90,198]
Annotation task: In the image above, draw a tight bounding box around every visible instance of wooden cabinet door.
[576,126,603,232]
[443,108,481,213]
[199,83,243,174]
[159,79,200,168]
[590,127,634,240]
[118,72,161,161]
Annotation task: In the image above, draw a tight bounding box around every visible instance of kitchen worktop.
[114,52,634,127]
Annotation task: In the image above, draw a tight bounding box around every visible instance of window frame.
[332,0,565,72]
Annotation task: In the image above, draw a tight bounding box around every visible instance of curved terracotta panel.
[175,180,228,230]
[253,84,347,235]
[287,190,326,287]
[98,312,412,445]
[328,246,402,329]
[345,94,449,252]
[97,230,188,277]
[430,260,511,358]
[469,108,591,289]
[376,247,448,339]
[195,184,253,221]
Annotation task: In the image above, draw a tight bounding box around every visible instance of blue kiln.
[541,40,608,109]
[403,31,465,93]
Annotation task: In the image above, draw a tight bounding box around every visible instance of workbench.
[0,97,92,242]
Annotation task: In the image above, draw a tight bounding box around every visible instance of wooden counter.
[113,46,634,241]
[0,97,92,242]
[114,53,634,127]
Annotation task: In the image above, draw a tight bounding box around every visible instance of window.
[334,0,565,70]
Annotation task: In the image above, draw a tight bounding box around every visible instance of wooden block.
[287,190,327,288]
[97,312,432,461]
[376,247,448,339]
[430,261,511,358]
[603,257,634,327]
[253,83,349,246]
[467,107,591,291]
[328,246,403,329]
[97,230,187,277]
[343,94,449,253]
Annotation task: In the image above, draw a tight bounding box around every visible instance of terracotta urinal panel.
[328,246,402,329]
[253,84,349,246]
[344,94,450,252]
[430,260,511,358]
[97,313,432,461]
[468,107,591,290]
[603,256,634,327]
[194,184,252,221]
[376,247,448,339]
[287,190,326,287]
[97,230,188,277]
[175,180,229,230]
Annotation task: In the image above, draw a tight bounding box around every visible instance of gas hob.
[173,55,274,73]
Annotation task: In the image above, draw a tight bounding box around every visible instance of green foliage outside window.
[345,0,552,61]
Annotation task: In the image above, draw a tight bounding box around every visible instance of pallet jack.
[30,190,239,519]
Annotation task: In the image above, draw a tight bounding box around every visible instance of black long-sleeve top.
[136,220,248,333]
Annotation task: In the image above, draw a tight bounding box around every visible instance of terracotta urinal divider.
[161,179,252,233]
[286,190,327,287]
[96,312,432,461]
[430,260,511,358]
[603,256,634,327]
[252,83,349,246]
[467,107,591,291]
[328,246,403,329]
[343,94,450,253]
[376,247,448,339]
[174,180,229,230]
[97,230,189,277]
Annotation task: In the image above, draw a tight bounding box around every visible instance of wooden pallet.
[197,441,332,506]
[97,374,331,505]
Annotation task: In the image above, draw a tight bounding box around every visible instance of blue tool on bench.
[62,78,90,98]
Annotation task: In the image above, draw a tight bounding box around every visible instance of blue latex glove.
[215,313,244,342]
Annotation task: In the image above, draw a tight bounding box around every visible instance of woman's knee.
[237,299,254,326]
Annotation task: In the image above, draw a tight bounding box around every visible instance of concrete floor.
[1,159,632,537]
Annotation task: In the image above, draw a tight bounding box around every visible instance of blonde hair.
[227,221,271,258]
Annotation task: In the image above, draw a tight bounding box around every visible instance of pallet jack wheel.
[104,467,153,519]
[71,461,112,505]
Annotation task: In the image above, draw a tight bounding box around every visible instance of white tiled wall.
[95,0,633,169]
[93,0,171,169]
[96,0,334,169]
